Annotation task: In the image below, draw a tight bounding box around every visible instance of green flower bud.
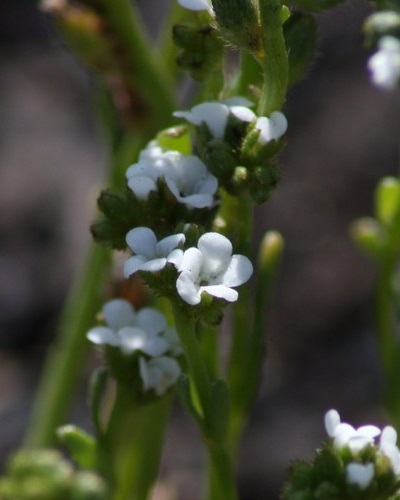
[283,12,318,86]
[375,176,400,227]
[248,164,279,203]
[202,139,237,181]
[350,217,386,260]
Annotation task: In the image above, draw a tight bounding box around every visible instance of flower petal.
[346,463,374,489]
[138,258,168,272]
[175,103,230,138]
[201,284,238,302]
[102,299,136,329]
[126,227,157,257]
[230,106,256,123]
[178,0,211,11]
[179,247,203,278]
[380,426,398,447]
[217,254,253,287]
[224,97,254,107]
[157,233,185,257]
[136,308,167,336]
[176,271,201,305]
[197,232,232,277]
[325,409,341,438]
[87,327,119,346]
[127,176,157,199]
[167,248,184,268]
[123,255,148,278]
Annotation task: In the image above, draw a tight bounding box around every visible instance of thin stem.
[172,304,211,415]
[257,0,288,115]
[25,244,111,447]
[93,0,175,128]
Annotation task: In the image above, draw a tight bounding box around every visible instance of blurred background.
[1,0,400,498]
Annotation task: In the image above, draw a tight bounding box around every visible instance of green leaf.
[206,379,230,441]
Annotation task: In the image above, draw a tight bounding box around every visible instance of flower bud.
[365,11,400,48]
[375,176,400,226]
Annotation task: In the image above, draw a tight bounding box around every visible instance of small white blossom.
[178,0,213,13]
[324,409,380,453]
[87,299,170,357]
[176,232,253,305]
[380,426,400,474]
[124,227,185,278]
[174,99,256,139]
[126,142,218,208]
[255,112,288,144]
[139,356,181,396]
[346,462,374,489]
[368,36,400,89]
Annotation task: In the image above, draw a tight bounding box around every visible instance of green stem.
[172,304,211,415]
[172,304,238,500]
[102,385,172,500]
[257,0,288,115]
[25,244,111,447]
[227,194,254,448]
[93,0,175,128]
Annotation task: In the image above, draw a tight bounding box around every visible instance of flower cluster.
[283,409,400,498]
[87,299,181,396]
[123,228,253,306]
[325,409,400,489]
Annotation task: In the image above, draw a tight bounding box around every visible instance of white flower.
[324,409,380,453]
[87,299,170,356]
[139,356,181,395]
[126,142,218,208]
[255,112,288,144]
[368,36,400,90]
[176,232,253,305]
[380,426,400,474]
[346,462,374,489]
[163,154,218,208]
[173,98,255,139]
[124,227,185,278]
[178,0,213,13]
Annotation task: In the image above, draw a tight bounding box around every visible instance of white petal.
[197,173,218,195]
[138,258,168,272]
[357,425,381,439]
[348,436,373,453]
[177,193,215,208]
[126,227,157,257]
[197,232,232,277]
[163,327,183,356]
[139,356,181,395]
[201,284,238,302]
[230,106,256,123]
[136,308,167,337]
[255,112,288,144]
[346,462,374,489]
[141,337,170,357]
[157,233,185,257]
[87,327,119,346]
[381,443,400,474]
[179,247,203,278]
[102,299,136,329]
[127,176,157,199]
[175,103,230,138]
[325,409,341,438]
[178,0,211,11]
[217,254,253,287]
[176,271,201,305]
[167,248,184,268]
[381,426,398,447]
[117,327,148,354]
[123,255,148,278]
[334,423,357,448]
